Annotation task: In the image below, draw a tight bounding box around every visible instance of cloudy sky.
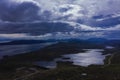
[0,0,120,21]
[0,0,120,40]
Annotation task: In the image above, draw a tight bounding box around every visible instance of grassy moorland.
[0,39,120,80]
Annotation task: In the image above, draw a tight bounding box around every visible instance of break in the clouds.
[0,0,120,36]
[0,30,120,41]
[0,0,120,22]
[0,32,106,41]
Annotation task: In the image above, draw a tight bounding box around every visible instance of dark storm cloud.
[0,0,40,22]
[0,0,120,31]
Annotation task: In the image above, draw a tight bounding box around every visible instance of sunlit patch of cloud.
[0,31,105,40]
[0,0,120,35]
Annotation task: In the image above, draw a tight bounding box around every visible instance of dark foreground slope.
[0,39,120,80]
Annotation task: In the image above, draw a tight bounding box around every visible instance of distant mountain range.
[0,38,119,47]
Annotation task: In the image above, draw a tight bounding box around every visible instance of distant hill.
[0,38,119,46]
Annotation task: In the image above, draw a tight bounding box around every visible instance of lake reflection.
[36,49,106,69]
[63,49,105,66]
